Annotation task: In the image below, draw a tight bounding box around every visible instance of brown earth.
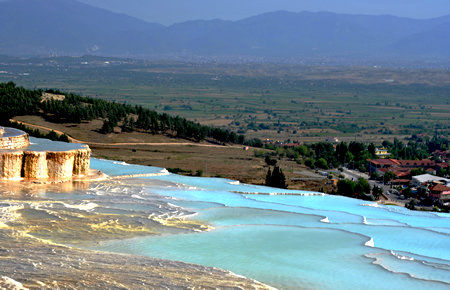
[12,116,333,192]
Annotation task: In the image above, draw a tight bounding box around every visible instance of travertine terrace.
[0,127,90,181]
[0,126,29,149]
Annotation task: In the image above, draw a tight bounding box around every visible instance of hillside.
[0,0,449,61]
[0,0,163,55]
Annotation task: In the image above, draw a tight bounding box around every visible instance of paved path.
[340,167,406,204]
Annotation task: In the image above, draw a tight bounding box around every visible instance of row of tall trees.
[0,82,262,146]
[288,141,375,171]
[382,137,448,160]
[335,178,382,201]
[0,82,41,120]
[268,136,448,173]
[265,166,287,189]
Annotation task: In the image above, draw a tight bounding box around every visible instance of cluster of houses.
[368,150,450,202]
[411,175,450,201]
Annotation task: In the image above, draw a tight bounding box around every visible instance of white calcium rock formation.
[0,128,91,181]
[0,151,24,180]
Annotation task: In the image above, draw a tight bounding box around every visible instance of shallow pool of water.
[89,159,450,289]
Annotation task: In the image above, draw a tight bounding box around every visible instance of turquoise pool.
[89,158,450,289]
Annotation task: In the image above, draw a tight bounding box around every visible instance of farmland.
[1,56,449,143]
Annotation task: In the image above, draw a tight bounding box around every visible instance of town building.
[397,159,435,168]
[367,159,401,174]
[411,174,450,187]
[375,148,390,158]
[429,184,450,201]
[368,158,440,175]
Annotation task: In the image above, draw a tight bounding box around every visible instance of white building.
[411,174,450,187]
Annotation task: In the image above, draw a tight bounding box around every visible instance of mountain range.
[0,0,449,61]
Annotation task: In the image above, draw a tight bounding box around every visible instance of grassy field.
[1,56,449,143]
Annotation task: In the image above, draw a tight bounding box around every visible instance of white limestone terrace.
[0,128,87,153]
[0,127,24,138]
[0,127,30,150]
[2,137,88,152]
[0,128,91,181]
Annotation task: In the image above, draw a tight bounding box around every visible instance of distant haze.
[76,0,450,25]
[0,0,448,63]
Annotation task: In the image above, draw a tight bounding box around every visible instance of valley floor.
[12,115,333,192]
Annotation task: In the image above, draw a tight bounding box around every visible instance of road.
[336,167,406,204]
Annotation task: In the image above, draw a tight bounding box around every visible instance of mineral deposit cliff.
[0,127,30,149]
[0,127,90,181]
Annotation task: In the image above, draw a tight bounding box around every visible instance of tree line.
[334,178,383,201]
[6,120,70,143]
[0,82,262,146]
[260,136,448,173]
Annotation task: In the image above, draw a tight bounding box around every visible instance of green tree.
[265,155,277,166]
[265,166,287,189]
[368,143,376,158]
[370,171,379,180]
[405,199,418,210]
[59,133,70,143]
[335,142,349,164]
[410,168,425,177]
[265,168,272,186]
[295,145,308,156]
[304,158,315,169]
[355,178,371,195]
[121,117,135,133]
[315,158,328,169]
[100,119,115,134]
[383,171,395,184]
[402,187,413,199]
[47,130,59,141]
[372,186,383,200]
[337,179,356,197]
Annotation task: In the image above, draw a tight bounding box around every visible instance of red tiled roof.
[392,171,410,177]
[377,168,411,177]
[393,179,410,183]
[368,159,401,166]
[398,159,435,167]
[431,184,450,192]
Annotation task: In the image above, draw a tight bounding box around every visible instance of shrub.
[315,158,328,169]
[304,158,315,169]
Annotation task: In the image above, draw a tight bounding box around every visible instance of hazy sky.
[76,0,450,25]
